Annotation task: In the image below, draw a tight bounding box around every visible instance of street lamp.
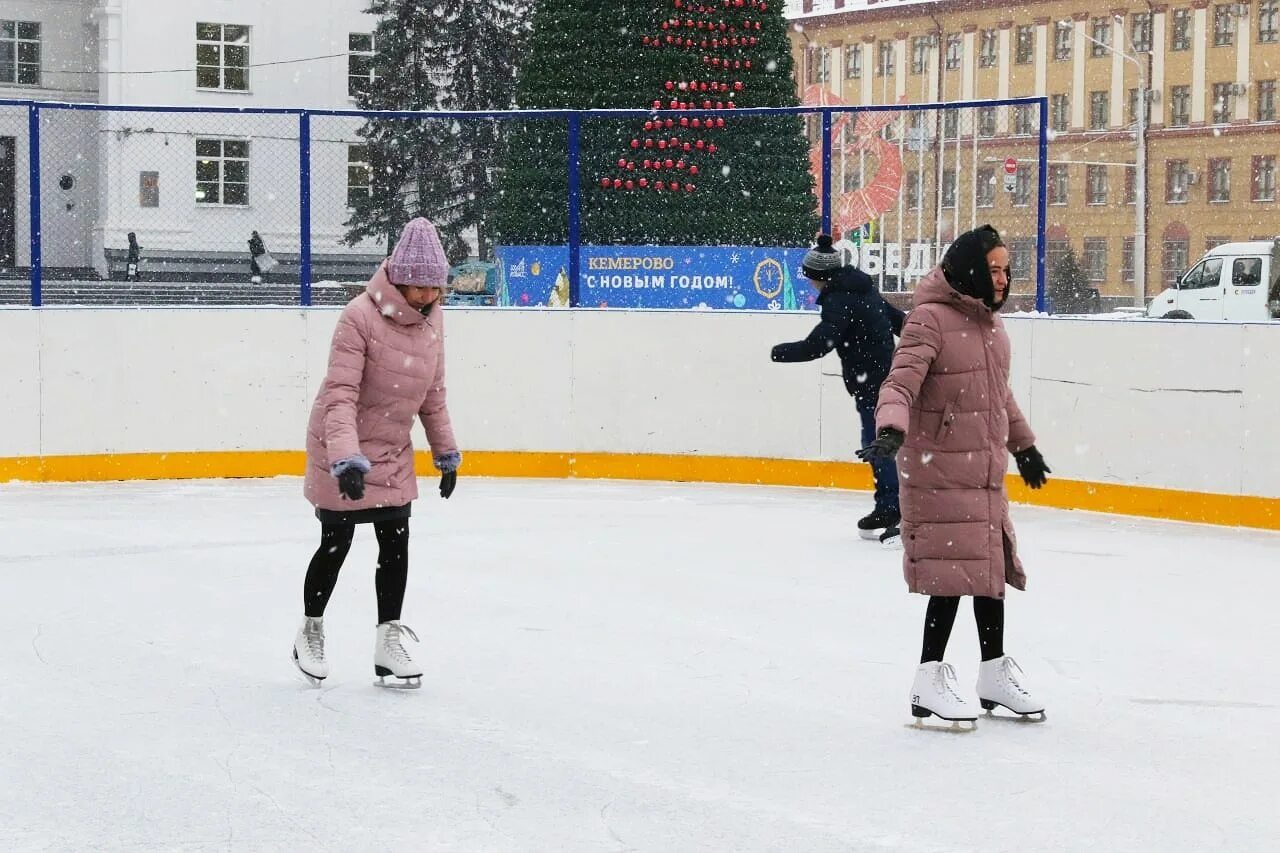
[1062,17,1148,309]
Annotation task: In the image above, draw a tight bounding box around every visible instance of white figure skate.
[374,621,423,689]
[292,616,328,686]
[977,656,1046,721]
[909,662,978,732]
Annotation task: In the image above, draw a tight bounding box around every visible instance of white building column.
[896,31,908,100]
[1235,7,1251,121]
[831,44,844,99]
[1111,14,1125,128]
[1151,6,1167,126]
[1072,13,1087,129]
[1191,1,1208,124]
[862,36,875,105]
[962,26,976,100]
[1034,17,1049,97]
[998,21,1012,101]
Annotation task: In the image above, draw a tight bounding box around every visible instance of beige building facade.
[789,0,1280,300]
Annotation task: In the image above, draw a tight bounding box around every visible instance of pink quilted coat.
[304,262,459,512]
[875,266,1036,598]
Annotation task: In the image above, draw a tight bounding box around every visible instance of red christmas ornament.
[643,120,653,131]
[612,178,622,189]
[689,165,700,176]
[643,158,652,168]
[664,118,674,128]
[644,139,655,148]
[719,22,727,31]
[696,139,706,149]
[682,142,691,151]
[685,38,693,47]
[631,139,641,148]
[674,0,682,6]
[653,99,662,109]
[642,36,650,45]
[728,101,735,109]
[627,161,636,170]
[656,181,666,190]
[617,158,628,168]
[680,117,690,127]
[625,179,634,190]
[639,178,649,187]
[669,99,679,108]
[664,158,674,168]
[679,101,688,109]
[665,80,674,90]
[715,117,725,127]
[755,21,761,30]
[685,183,695,192]
[661,21,669,29]
[703,55,710,63]
[703,99,712,109]
[708,143,717,153]
[677,159,686,169]
[692,118,702,128]
[658,140,667,149]
[600,177,611,188]
[735,60,742,69]
[744,60,751,68]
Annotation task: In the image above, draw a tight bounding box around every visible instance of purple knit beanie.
[387,217,449,286]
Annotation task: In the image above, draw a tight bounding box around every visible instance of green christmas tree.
[493,0,818,247]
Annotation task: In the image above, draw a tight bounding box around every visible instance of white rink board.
[2,307,1279,498]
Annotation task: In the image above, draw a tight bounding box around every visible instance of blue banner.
[494,245,818,311]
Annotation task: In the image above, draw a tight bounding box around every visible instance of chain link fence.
[1,98,1047,310]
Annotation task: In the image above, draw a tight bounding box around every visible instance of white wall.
[2,308,1278,500]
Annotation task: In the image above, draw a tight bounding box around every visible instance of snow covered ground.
[2,476,1276,852]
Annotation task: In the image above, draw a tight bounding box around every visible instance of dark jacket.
[770,266,905,399]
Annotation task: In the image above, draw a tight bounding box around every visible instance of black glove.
[856,427,904,461]
[1013,446,1050,489]
[337,467,365,501]
[439,470,457,499]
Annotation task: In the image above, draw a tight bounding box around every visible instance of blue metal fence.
[0,96,1048,309]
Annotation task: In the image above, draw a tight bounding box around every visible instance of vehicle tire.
[1160,310,1194,320]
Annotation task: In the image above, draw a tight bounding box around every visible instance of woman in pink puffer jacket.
[859,225,1051,728]
[292,218,461,689]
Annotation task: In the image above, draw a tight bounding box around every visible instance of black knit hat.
[941,225,1006,308]
[801,234,842,281]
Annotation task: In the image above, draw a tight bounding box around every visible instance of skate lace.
[382,623,419,663]
[933,662,963,701]
[303,620,325,660]
[1000,657,1030,696]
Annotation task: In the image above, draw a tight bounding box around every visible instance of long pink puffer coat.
[303,262,458,513]
[875,266,1035,599]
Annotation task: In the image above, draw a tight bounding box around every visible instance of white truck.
[1145,238,1280,321]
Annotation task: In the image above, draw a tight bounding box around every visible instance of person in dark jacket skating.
[771,234,906,542]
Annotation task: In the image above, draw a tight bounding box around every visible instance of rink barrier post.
[27,104,41,307]
[299,111,312,307]
[567,113,582,308]
[820,108,832,236]
[1035,105,1049,313]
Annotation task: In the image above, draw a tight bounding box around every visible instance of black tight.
[303,520,410,624]
[919,595,1005,663]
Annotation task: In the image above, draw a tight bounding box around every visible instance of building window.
[1054,22,1073,60]
[1208,158,1231,202]
[943,108,959,138]
[1163,239,1190,285]
[978,106,996,137]
[977,167,995,207]
[1213,4,1236,46]
[813,47,831,83]
[196,23,250,91]
[347,144,371,208]
[195,138,249,205]
[911,36,930,75]
[1090,18,1112,57]
[1255,155,1278,201]
[1049,164,1068,205]
[1259,79,1277,121]
[846,43,862,79]
[1128,88,1151,126]
[1013,105,1035,136]
[1015,26,1034,64]
[842,161,863,192]
[1083,238,1108,282]
[1089,91,1109,130]
[1262,1,1280,43]
[0,20,40,86]
[1051,94,1069,131]
[1125,167,1137,204]
[1172,9,1192,51]
[1170,85,1191,126]
[979,29,998,68]
[348,33,375,98]
[1121,237,1136,282]
[1131,13,1153,52]
[1010,240,1034,282]
[944,34,961,70]
[942,169,956,206]
[1212,82,1235,124]
[1013,170,1032,206]
[906,170,921,209]
[878,41,895,77]
[1087,165,1109,204]
[1205,235,1231,252]
[1047,239,1071,274]
[1166,159,1190,203]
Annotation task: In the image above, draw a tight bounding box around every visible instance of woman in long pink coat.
[859,225,1051,727]
[291,218,461,689]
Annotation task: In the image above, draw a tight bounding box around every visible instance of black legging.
[920,595,1005,663]
[303,520,410,624]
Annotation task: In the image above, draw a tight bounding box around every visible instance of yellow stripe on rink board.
[2,449,1279,531]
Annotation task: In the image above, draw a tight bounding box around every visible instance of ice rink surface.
[1,476,1277,853]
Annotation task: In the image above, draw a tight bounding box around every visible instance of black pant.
[920,595,1005,663]
[303,520,410,624]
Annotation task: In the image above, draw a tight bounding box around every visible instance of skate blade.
[980,699,1046,722]
[374,675,423,690]
[858,529,883,541]
[292,652,325,688]
[907,717,977,733]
